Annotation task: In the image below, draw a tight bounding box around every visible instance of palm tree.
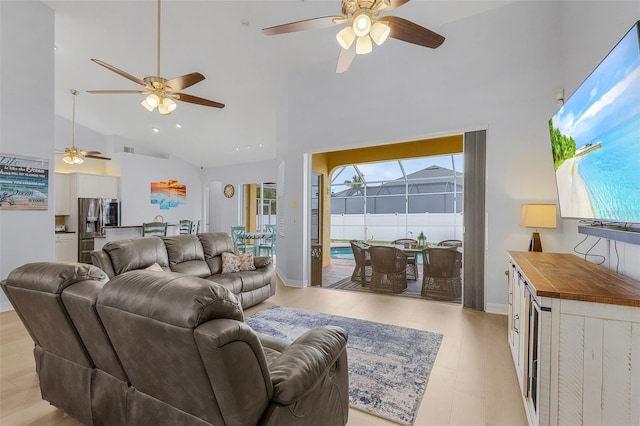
[344,174,363,188]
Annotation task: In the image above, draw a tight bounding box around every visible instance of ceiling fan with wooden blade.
[263,0,445,73]
[87,0,224,114]
[56,89,111,164]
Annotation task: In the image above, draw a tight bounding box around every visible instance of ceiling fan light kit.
[262,0,445,73]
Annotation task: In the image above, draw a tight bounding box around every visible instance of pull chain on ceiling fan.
[57,89,111,164]
[262,0,445,73]
[87,0,224,114]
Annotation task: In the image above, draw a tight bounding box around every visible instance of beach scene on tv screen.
[549,23,640,222]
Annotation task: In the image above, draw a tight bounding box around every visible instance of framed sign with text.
[0,153,49,210]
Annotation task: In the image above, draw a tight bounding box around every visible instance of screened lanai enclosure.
[329,155,463,244]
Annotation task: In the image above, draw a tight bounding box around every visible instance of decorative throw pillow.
[144,262,164,271]
[222,252,256,273]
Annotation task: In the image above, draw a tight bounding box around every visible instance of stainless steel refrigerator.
[78,198,120,263]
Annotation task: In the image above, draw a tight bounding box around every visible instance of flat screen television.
[548,20,640,224]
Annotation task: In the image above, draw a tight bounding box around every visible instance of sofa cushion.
[222,252,256,273]
[163,235,211,278]
[103,237,170,276]
[197,233,236,274]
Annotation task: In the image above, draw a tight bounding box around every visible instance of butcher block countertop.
[508,251,640,307]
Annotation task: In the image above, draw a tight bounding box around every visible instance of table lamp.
[520,204,557,252]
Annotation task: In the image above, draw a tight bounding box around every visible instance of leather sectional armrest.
[268,326,347,405]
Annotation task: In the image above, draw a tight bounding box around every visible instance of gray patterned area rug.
[245,305,443,425]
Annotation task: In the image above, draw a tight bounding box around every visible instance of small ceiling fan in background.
[56,89,111,165]
[87,0,224,114]
[262,0,445,73]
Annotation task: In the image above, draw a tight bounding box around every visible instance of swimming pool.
[330,246,424,264]
[330,246,356,259]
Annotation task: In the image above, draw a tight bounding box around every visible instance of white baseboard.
[275,267,306,288]
[485,302,508,315]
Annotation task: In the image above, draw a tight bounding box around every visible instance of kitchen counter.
[508,251,640,307]
[55,231,76,234]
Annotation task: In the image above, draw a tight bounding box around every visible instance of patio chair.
[350,240,372,285]
[368,246,408,293]
[438,239,463,248]
[421,247,462,300]
[391,238,419,280]
[142,222,167,237]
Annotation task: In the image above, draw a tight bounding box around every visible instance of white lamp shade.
[74,156,84,164]
[336,26,356,50]
[355,35,373,55]
[63,155,73,164]
[157,102,170,115]
[370,21,390,45]
[146,93,160,107]
[520,204,557,229]
[352,13,371,37]
[163,97,177,112]
[141,98,155,112]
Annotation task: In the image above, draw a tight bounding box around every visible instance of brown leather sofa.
[91,232,275,309]
[1,262,349,426]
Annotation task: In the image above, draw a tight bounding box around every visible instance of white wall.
[201,159,278,234]
[265,1,640,305]
[0,1,55,311]
[114,152,203,226]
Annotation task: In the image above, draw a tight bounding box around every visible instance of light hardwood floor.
[1,277,527,425]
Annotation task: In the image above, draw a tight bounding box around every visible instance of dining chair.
[438,239,463,248]
[421,247,462,300]
[179,220,193,235]
[350,240,372,285]
[391,238,419,280]
[230,225,255,254]
[258,225,276,257]
[368,246,408,293]
[190,220,201,235]
[142,222,168,237]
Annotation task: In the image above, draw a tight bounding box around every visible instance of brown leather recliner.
[2,262,349,425]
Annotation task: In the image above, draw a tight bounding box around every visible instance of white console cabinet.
[508,251,640,426]
[73,173,119,199]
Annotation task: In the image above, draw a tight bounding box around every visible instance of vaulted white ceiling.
[45,0,514,168]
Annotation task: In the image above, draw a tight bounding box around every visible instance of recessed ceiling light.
[241,19,250,27]
[235,147,240,151]
[259,143,263,147]
[247,146,251,149]
[175,124,182,128]
[153,128,159,133]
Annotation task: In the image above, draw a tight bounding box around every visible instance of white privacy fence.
[331,213,463,243]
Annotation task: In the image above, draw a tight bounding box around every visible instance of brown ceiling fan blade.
[336,46,356,74]
[262,16,343,35]
[91,59,148,87]
[173,93,225,109]
[385,0,411,11]
[84,154,112,161]
[80,150,102,155]
[86,90,147,94]
[382,16,445,49]
[165,72,205,92]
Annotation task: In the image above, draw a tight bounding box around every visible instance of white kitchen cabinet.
[74,173,119,199]
[54,173,70,215]
[508,251,640,426]
[55,233,76,262]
